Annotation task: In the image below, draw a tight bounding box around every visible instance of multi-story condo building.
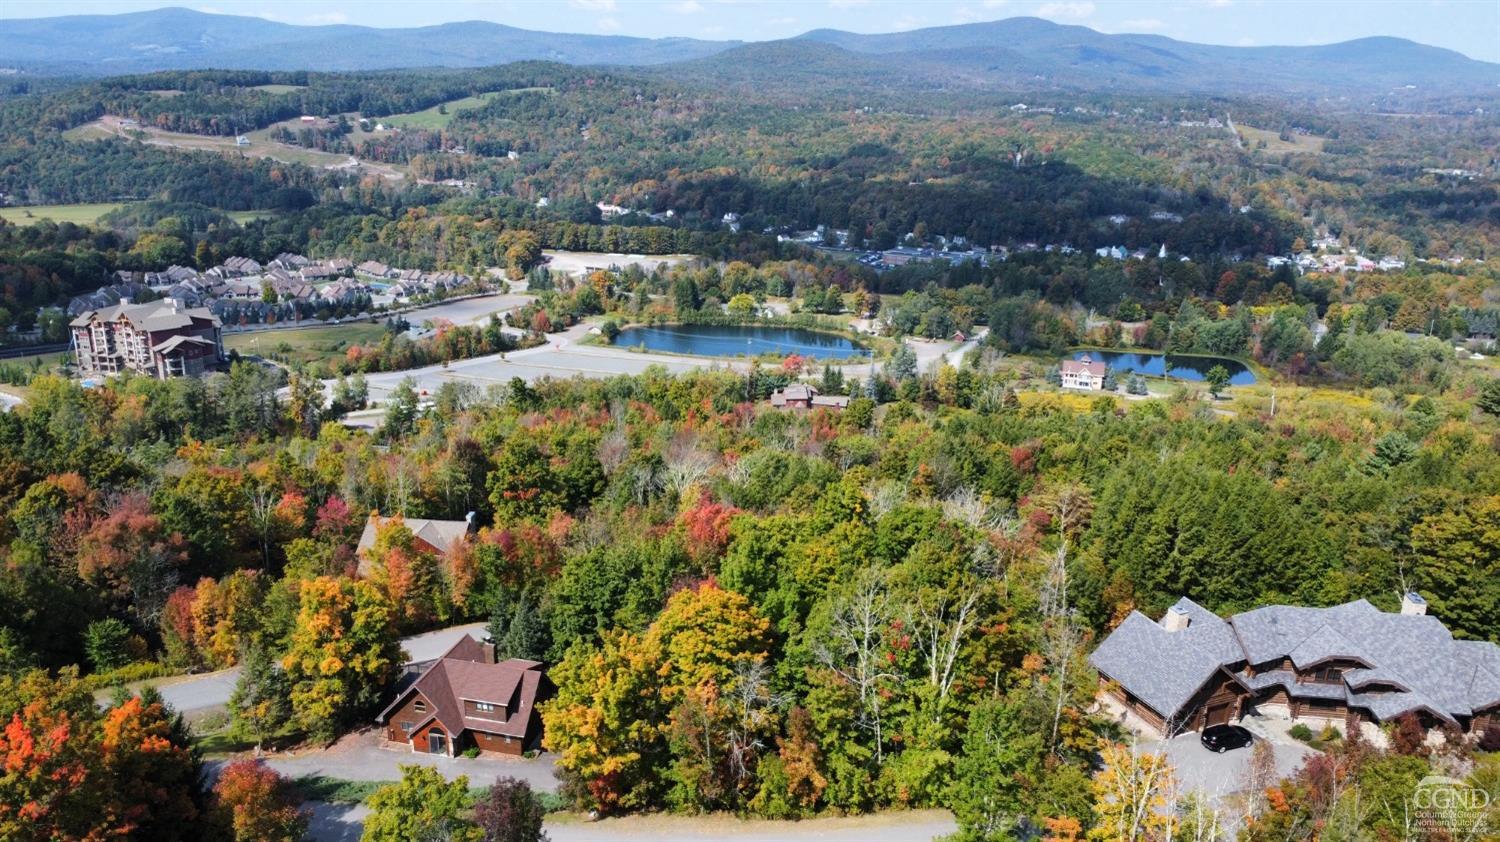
[69,297,224,380]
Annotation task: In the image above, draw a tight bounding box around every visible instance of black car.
[1200,724,1253,753]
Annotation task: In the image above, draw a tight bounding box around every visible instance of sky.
[3,0,1498,62]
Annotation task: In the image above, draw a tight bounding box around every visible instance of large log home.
[1089,594,1500,742]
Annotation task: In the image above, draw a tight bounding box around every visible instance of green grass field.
[0,203,125,225]
[225,209,277,224]
[250,84,306,94]
[2,204,274,228]
[225,323,387,368]
[383,93,500,130]
[1238,124,1326,154]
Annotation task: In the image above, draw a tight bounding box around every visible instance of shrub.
[473,777,547,842]
[1288,723,1314,742]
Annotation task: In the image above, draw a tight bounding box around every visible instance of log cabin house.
[1089,594,1500,743]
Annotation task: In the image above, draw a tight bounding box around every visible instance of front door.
[428,731,447,755]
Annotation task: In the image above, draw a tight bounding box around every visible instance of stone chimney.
[1400,592,1427,616]
[1161,606,1191,632]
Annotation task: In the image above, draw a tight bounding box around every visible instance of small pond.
[616,324,868,359]
[1072,350,1257,385]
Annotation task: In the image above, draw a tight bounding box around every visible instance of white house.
[1060,355,1107,390]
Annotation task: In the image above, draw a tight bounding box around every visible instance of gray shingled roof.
[1089,597,1242,720]
[70,299,220,331]
[1091,596,1500,726]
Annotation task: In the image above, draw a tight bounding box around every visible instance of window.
[413,700,427,712]
[474,702,496,713]
[1309,666,1343,684]
[400,722,413,734]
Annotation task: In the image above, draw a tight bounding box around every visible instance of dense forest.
[0,334,1497,836]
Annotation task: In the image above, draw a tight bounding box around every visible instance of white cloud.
[982,0,1008,7]
[1119,17,1165,31]
[768,16,799,25]
[597,16,622,30]
[1035,1,1095,20]
[829,0,871,8]
[1195,0,1233,7]
[669,0,704,12]
[570,0,617,11]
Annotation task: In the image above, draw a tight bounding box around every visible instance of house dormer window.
[414,700,427,712]
[475,702,497,713]
[1309,665,1343,684]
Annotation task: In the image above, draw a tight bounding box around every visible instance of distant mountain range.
[2,7,1497,97]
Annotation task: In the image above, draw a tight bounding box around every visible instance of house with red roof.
[376,634,551,757]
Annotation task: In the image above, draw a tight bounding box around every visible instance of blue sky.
[5,0,1498,62]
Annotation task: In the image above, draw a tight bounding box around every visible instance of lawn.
[2,204,275,228]
[383,93,501,130]
[381,88,553,131]
[0,203,125,225]
[1237,124,1326,154]
[225,323,388,369]
[250,84,306,94]
[226,209,278,224]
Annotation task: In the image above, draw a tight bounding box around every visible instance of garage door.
[1204,703,1234,727]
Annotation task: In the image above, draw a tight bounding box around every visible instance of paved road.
[123,622,488,715]
[305,804,956,842]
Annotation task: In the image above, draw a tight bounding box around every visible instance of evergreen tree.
[229,641,292,751]
[489,589,549,663]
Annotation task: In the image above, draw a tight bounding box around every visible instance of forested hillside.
[0,344,1497,835]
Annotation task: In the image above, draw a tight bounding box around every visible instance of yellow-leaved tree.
[1087,741,1178,842]
[282,575,402,742]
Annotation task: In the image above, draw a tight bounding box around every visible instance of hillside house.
[1090,594,1500,744]
[355,512,475,577]
[377,635,551,757]
[769,383,851,410]
[1060,355,1107,390]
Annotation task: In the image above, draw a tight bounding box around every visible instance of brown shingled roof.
[376,635,548,742]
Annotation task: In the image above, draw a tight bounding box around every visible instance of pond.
[615,324,868,359]
[1072,350,1257,385]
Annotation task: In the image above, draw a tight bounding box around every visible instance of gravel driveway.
[1143,717,1318,802]
[254,730,561,792]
